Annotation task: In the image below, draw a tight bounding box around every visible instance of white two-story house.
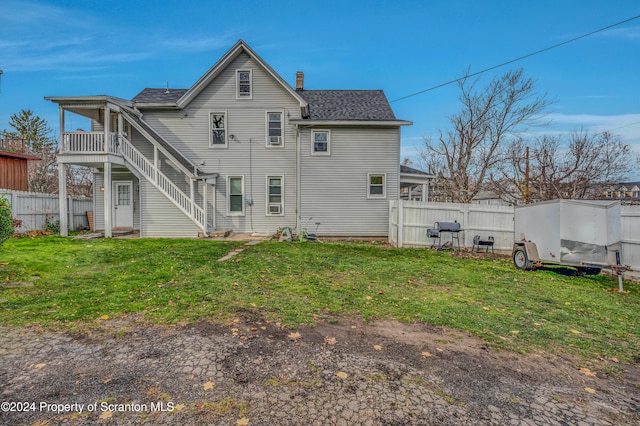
[46,40,412,238]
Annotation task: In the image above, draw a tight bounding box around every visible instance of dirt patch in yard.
[1,314,638,425]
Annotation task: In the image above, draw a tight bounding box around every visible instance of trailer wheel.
[513,247,533,271]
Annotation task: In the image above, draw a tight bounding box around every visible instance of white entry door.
[113,181,134,229]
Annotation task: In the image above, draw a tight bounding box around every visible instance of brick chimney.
[296,71,304,91]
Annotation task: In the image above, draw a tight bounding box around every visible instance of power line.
[391,14,640,103]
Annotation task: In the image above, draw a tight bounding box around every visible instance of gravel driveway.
[1,314,638,425]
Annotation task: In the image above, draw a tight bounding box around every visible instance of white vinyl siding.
[312,130,330,155]
[266,176,284,215]
[227,176,244,216]
[266,112,284,147]
[368,173,386,199]
[139,179,201,237]
[236,69,252,99]
[300,127,401,236]
[209,112,227,148]
[135,52,402,236]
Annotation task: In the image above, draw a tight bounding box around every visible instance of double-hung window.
[312,130,330,155]
[237,70,252,99]
[228,176,244,215]
[267,112,283,146]
[368,173,386,198]
[267,176,283,215]
[210,112,227,147]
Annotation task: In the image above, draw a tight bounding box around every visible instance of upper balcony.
[58,132,126,167]
[61,132,121,154]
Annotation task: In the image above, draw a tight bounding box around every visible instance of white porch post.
[58,163,68,237]
[104,162,112,238]
[104,105,111,152]
[117,113,123,152]
[202,181,208,234]
[59,106,65,150]
[423,183,428,202]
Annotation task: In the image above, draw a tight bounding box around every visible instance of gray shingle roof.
[400,165,431,175]
[132,88,400,123]
[296,90,397,121]
[132,88,188,104]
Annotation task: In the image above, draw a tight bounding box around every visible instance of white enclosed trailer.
[512,200,622,274]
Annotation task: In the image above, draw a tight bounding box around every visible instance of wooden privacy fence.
[389,200,640,273]
[0,189,92,233]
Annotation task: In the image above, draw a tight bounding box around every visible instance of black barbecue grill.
[427,221,462,250]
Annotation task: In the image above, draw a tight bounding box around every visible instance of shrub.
[0,196,16,245]
[44,217,60,234]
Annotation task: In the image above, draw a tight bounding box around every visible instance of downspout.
[295,124,301,235]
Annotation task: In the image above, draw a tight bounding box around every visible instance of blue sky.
[1,0,639,178]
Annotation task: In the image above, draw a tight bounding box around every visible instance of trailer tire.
[513,247,533,271]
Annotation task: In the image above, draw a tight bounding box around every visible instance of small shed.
[0,138,40,191]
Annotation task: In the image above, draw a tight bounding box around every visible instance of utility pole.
[0,69,3,94]
[524,146,530,204]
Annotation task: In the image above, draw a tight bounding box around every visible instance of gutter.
[289,119,413,127]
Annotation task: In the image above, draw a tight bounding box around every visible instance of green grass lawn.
[1,236,639,363]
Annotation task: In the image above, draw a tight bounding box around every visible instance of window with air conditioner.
[267,176,283,215]
[266,112,283,146]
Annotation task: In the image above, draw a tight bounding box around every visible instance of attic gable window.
[210,112,227,148]
[237,70,252,99]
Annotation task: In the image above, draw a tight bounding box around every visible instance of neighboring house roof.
[620,181,640,188]
[0,151,41,161]
[400,165,431,176]
[296,90,396,121]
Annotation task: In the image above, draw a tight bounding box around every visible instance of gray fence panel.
[0,189,92,232]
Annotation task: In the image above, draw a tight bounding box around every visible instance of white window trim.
[266,175,284,216]
[227,175,245,216]
[311,129,331,156]
[236,69,253,100]
[209,111,228,148]
[367,173,387,199]
[265,111,284,147]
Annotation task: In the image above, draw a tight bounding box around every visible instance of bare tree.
[418,68,552,202]
[496,130,638,202]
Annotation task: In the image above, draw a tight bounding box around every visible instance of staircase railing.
[118,137,205,230]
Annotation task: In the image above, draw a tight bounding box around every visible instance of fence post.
[67,196,73,232]
[398,200,404,248]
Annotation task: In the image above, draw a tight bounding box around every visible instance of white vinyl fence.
[621,206,640,273]
[389,200,640,273]
[0,189,92,233]
[389,200,515,250]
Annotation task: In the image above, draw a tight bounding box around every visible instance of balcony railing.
[61,132,121,154]
[0,137,29,154]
